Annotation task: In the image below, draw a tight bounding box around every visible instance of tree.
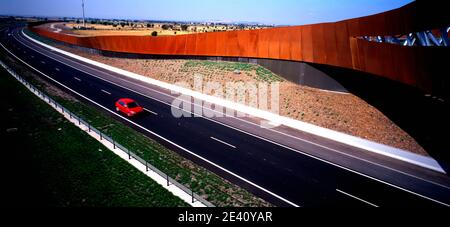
[151,31,158,36]
[161,24,171,30]
[146,23,151,28]
[181,24,189,31]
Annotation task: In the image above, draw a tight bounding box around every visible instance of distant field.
[66,22,196,36]
[72,29,183,36]
[55,22,268,37]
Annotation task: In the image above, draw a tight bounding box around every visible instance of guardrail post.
[100,132,102,140]
[167,175,169,186]
[69,112,72,119]
[88,124,90,132]
[145,162,148,172]
[78,118,81,125]
[128,149,131,159]
[192,190,194,203]
[113,140,116,149]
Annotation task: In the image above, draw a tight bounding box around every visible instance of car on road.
[115,98,144,117]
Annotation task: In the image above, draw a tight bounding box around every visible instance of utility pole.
[81,0,86,28]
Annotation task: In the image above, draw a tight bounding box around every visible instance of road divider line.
[101,89,111,95]
[210,137,236,149]
[0,41,300,207]
[41,60,45,64]
[55,67,60,71]
[144,108,158,115]
[336,189,379,207]
[73,77,81,81]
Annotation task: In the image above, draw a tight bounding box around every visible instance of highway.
[1,25,450,207]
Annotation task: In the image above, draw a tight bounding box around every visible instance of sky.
[0,0,413,25]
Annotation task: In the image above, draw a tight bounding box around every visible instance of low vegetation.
[182,60,284,82]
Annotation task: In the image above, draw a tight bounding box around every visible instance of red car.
[115,98,144,117]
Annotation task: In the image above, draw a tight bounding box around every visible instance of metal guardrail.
[0,59,215,207]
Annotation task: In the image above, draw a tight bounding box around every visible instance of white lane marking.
[55,67,60,71]
[18,30,450,191]
[16,31,450,205]
[144,108,158,115]
[0,41,300,207]
[101,89,111,95]
[210,137,236,149]
[73,77,81,81]
[41,60,45,64]
[23,51,26,54]
[336,189,379,207]
[31,55,34,58]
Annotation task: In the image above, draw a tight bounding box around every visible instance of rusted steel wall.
[29,1,450,94]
